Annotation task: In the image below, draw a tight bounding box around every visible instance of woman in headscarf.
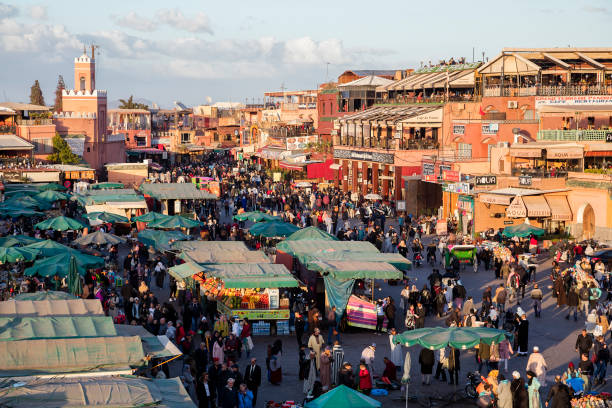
[526,370,542,408]
[319,347,332,390]
[511,371,529,408]
[269,339,282,385]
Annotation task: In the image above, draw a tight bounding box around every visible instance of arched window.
[80,77,85,90]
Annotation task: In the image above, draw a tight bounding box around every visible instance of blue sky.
[0,0,611,108]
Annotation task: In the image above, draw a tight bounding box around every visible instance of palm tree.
[118,95,148,110]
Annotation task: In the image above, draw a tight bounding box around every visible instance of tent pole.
[371,279,374,302]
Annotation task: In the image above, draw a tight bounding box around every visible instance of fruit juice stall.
[169,262,299,336]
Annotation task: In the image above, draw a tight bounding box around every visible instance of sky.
[0,0,611,108]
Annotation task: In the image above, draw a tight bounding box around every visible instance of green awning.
[24,252,104,277]
[286,226,338,241]
[308,260,402,280]
[139,183,217,200]
[137,229,188,251]
[248,221,299,237]
[502,222,546,238]
[393,326,514,350]
[34,190,69,203]
[304,250,412,271]
[34,216,86,231]
[147,215,203,229]
[72,193,144,206]
[0,316,117,341]
[203,263,298,288]
[133,211,172,223]
[168,262,205,281]
[233,211,281,222]
[276,240,380,264]
[174,241,271,264]
[0,335,145,377]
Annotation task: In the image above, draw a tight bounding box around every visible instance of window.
[482,123,498,135]
[213,133,219,142]
[457,143,472,159]
[135,136,146,147]
[181,133,191,144]
[488,144,494,160]
[32,138,53,154]
[80,77,85,90]
[587,117,595,127]
[87,147,91,152]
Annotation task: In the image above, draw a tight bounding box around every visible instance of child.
[359,363,372,395]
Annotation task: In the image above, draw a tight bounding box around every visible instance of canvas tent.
[115,325,182,358]
[201,263,299,288]
[0,299,104,317]
[175,241,270,264]
[308,260,402,280]
[0,376,196,408]
[0,316,116,341]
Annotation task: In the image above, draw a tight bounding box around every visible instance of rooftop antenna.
[280,82,287,104]
[325,62,330,82]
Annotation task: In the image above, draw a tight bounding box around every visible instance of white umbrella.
[365,193,382,200]
[295,181,312,188]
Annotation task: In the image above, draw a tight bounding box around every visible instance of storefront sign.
[482,123,498,135]
[334,149,394,164]
[535,95,612,107]
[479,194,511,205]
[519,176,532,186]
[218,303,290,320]
[510,148,542,158]
[424,175,437,182]
[474,175,497,186]
[422,162,435,175]
[444,183,470,193]
[453,125,465,135]
[506,196,527,218]
[546,147,583,159]
[442,170,460,182]
[439,164,451,173]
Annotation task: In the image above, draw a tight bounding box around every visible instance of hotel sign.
[506,196,527,218]
[474,175,497,186]
[334,149,394,164]
[519,176,532,186]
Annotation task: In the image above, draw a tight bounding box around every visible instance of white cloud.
[582,6,611,14]
[0,2,18,18]
[29,5,47,20]
[156,8,213,34]
[115,11,156,32]
[283,37,347,65]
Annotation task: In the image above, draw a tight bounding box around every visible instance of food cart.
[448,244,478,272]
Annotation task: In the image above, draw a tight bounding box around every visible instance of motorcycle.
[464,371,482,399]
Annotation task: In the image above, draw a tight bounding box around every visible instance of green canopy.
[304,250,412,271]
[133,211,173,223]
[502,222,546,238]
[89,182,124,190]
[24,252,104,277]
[34,190,69,203]
[14,291,77,301]
[248,221,300,237]
[137,229,188,251]
[67,255,83,297]
[276,240,381,265]
[233,211,281,222]
[83,211,129,223]
[4,195,51,210]
[202,263,298,288]
[305,384,381,408]
[393,326,514,350]
[73,230,126,246]
[34,216,86,231]
[3,189,41,198]
[24,239,73,256]
[0,208,44,219]
[37,182,67,191]
[168,262,205,281]
[0,246,39,263]
[5,235,43,245]
[0,316,116,341]
[308,260,402,280]
[286,226,338,241]
[147,214,203,229]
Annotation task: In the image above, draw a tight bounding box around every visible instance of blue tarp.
[323,275,355,318]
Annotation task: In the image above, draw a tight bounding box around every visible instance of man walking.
[575,329,593,359]
[243,358,261,406]
[531,284,543,318]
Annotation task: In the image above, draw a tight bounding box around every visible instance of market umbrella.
[147,214,203,229]
[0,246,39,263]
[286,226,338,241]
[0,235,43,247]
[67,255,82,297]
[393,326,513,350]
[37,182,67,191]
[73,230,126,246]
[4,195,51,210]
[83,211,130,224]
[34,216,86,231]
[248,221,300,237]
[24,239,73,256]
[233,211,281,222]
[304,384,381,408]
[502,222,545,238]
[132,211,173,223]
[3,189,41,198]
[34,190,69,202]
[137,229,189,251]
[364,193,382,200]
[0,208,44,219]
[24,251,104,277]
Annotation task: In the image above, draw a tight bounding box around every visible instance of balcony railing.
[511,168,569,178]
[538,129,610,141]
[17,119,53,126]
[336,138,439,151]
[108,123,150,131]
[484,84,612,97]
[264,127,316,138]
[0,125,16,134]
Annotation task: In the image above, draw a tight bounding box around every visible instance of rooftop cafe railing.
[0,125,16,134]
[511,168,569,179]
[538,129,610,141]
[484,83,612,97]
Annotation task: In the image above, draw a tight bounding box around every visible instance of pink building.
[53,49,125,170]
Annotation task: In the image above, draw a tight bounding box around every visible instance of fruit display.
[222,292,270,310]
[571,394,610,408]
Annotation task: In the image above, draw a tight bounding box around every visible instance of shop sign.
[535,95,612,107]
[479,194,511,205]
[457,197,473,211]
[334,149,394,164]
[424,174,437,182]
[453,125,465,135]
[474,175,497,186]
[218,303,290,320]
[442,170,460,182]
[444,182,470,193]
[519,176,532,186]
[506,196,527,218]
[422,162,435,175]
[605,132,612,143]
[396,201,406,211]
[482,123,498,135]
[439,164,451,173]
[546,148,583,159]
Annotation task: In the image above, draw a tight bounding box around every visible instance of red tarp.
[307,159,336,180]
